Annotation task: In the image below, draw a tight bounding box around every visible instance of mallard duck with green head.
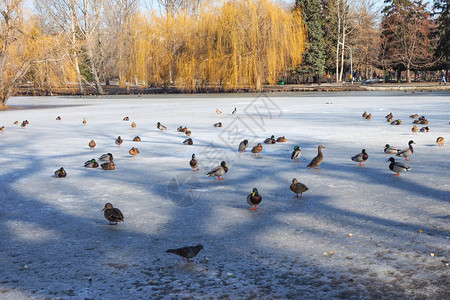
[238,139,249,152]
[247,188,262,210]
[396,140,415,161]
[183,138,193,145]
[291,146,302,161]
[190,154,199,171]
[99,153,113,161]
[351,149,369,166]
[207,161,228,180]
[115,136,123,146]
[264,135,276,144]
[384,144,400,154]
[54,167,67,178]
[84,159,99,168]
[387,157,411,176]
[157,122,167,131]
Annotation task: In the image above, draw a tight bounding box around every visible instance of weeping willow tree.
[26,25,79,95]
[127,0,306,91]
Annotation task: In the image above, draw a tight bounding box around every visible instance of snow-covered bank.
[0,92,449,299]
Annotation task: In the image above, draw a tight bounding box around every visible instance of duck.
[384,144,400,154]
[99,153,114,161]
[290,178,309,198]
[411,125,418,134]
[56,116,61,120]
[23,120,29,125]
[214,122,222,127]
[420,119,429,125]
[362,111,368,118]
[238,139,249,152]
[419,126,429,132]
[157,122,167,131]
[365,113,372,120]
[264,135,276,144]
[385,112,393,119]
[232,107,237,115]
[54,167,67,178]
[391,119,402,125]
[21,121,27,128]
[102,203,124,225]
[247,188,262,210]
[182,127,190,133]
[436,137,444,146]
[387,157,411,176]
[89,140,96,149]
[166,244,203,262]
[351,149,369,166]
[84,159,99,168]
[185,130,192,136]
[307,145,325,169]
[251,143,263,156]
[206,161,228,180]
[129,147,140,156]
[0,126,5,132]
[131,121,136,128]
[410,114,418,119]
[276,136,287,142]
[216,108,222,114]
[101,161,115,170]
[123,117,129,121]
[82,118,87,124]
[115,136,123,146]
[183,138,193,145]
[387,117,393,123]
[396,140,415,161]
[177,126,186,132]
[291,146,302,161]
[190,154,199,171]
[133,136,141,142]
[13,121,19,125]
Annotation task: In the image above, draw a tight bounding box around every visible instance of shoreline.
[13,82,450,97]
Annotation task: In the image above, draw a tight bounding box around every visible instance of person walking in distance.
[440,69,446,85]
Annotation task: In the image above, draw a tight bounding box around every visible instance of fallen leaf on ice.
[430,253,435,257]
[419,229,423,233]
[323,252,328,256]
[348,233,353,237]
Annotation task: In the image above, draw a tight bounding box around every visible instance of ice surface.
[0,91,449,298]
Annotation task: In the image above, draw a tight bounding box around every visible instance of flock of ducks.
[4,104,446,262]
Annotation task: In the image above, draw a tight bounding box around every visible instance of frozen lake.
[0,91,449,298]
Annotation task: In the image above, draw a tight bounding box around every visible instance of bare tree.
[35,0,105,94]
[0,0,33,106]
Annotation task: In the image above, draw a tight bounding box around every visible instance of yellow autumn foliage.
[127,0,306,90]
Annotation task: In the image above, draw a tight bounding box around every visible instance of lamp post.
[338,42,353,84]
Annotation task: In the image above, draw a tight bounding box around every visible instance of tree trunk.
[406,63,411,83]
[69,0,84,93]
[86,41,104,94]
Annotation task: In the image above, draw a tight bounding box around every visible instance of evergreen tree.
[295,0,326,82]
[433,0,450,69]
